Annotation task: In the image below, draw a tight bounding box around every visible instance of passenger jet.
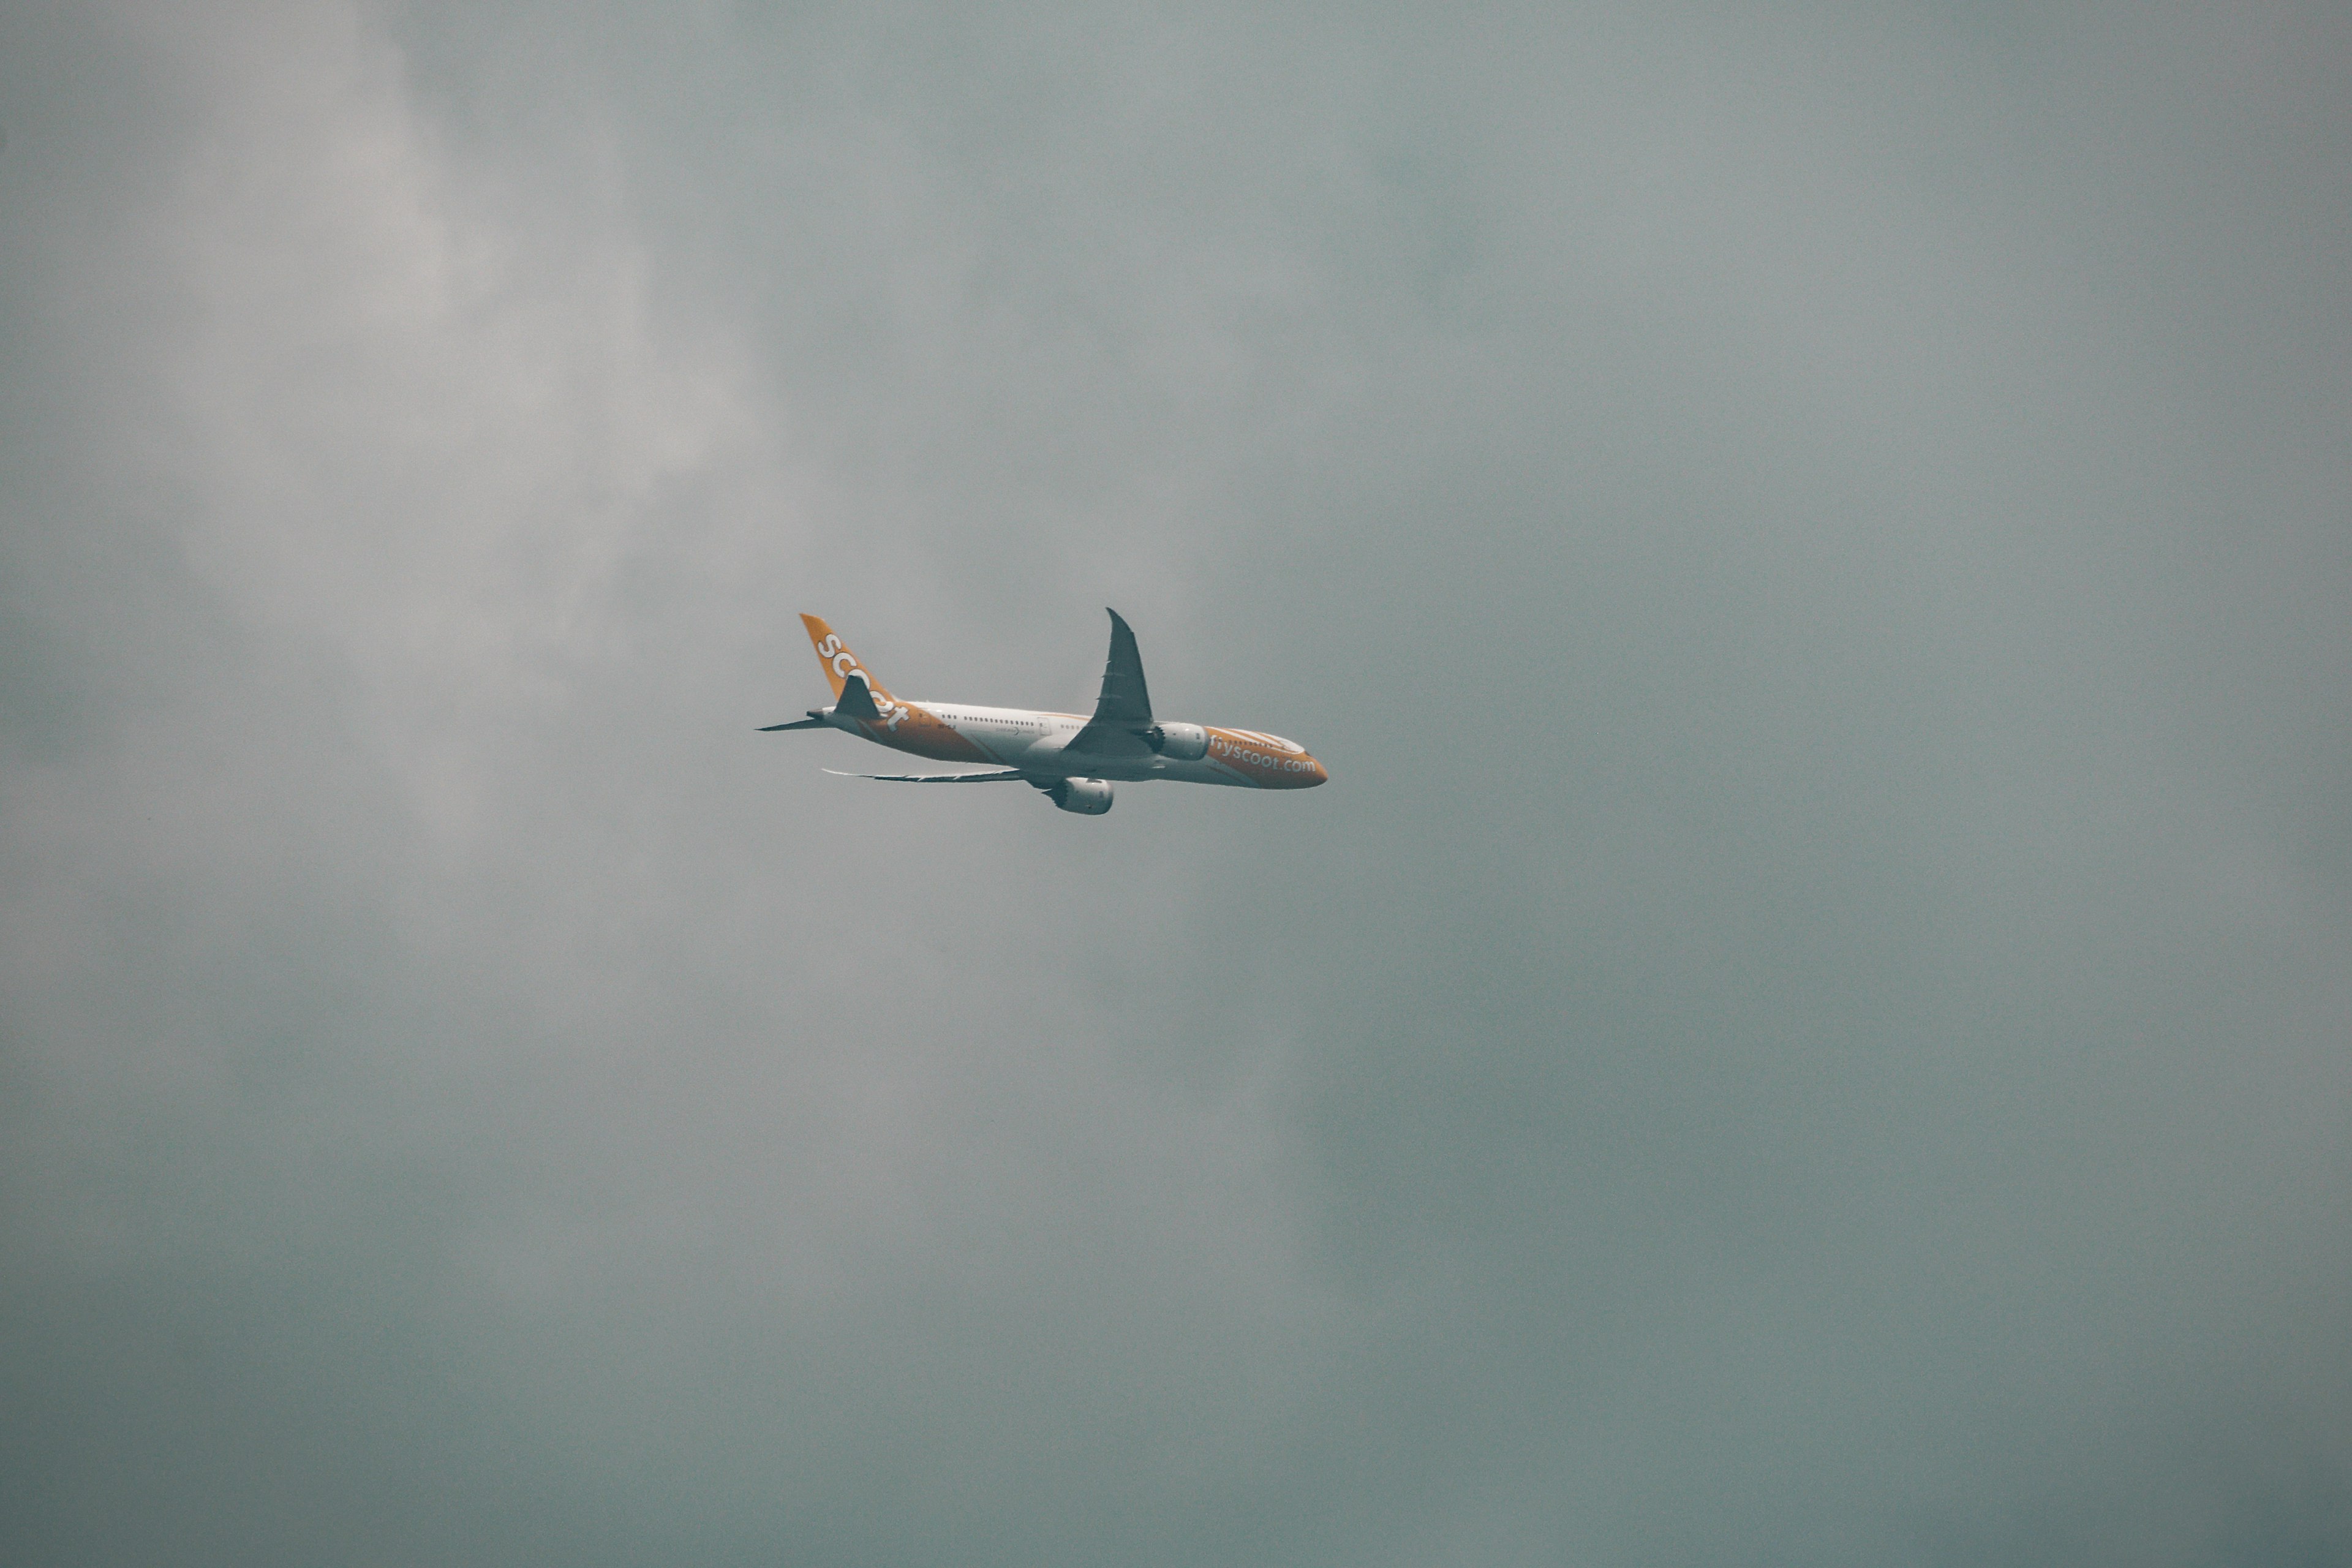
[760,610,1327,814]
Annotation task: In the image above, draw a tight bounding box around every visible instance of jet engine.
[1144,722,1209,761]
[1047,778,1114,815]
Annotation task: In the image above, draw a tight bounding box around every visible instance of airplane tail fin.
[799,614,898,704]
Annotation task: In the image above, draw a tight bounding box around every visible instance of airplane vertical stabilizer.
[800,614,899,704]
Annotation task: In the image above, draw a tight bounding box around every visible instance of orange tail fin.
[800,614,897,704]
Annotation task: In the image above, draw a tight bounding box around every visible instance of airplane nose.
[1310,757,1329,786]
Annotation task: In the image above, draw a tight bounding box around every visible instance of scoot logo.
[815,634,908,730]
[1210,733,1313,773]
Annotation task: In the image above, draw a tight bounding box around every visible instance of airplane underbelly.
[1027,752,1220,785]
[1021,736,1074,770]
[1161,756,1256,786]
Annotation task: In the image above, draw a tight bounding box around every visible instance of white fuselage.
[829,701,1326,788]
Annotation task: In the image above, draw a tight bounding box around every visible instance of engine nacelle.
[1144,721,1210,761]
[1047,778,1114,815]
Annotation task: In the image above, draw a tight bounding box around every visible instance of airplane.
[760,609,1328,814]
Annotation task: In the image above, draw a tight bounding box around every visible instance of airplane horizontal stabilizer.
[758,717,826,731]
[835,671,883,720]
[822,767,1030,783]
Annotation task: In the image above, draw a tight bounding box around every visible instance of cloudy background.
[4,2,2350,1562]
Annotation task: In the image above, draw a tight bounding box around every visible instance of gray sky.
[4,2,2349,1563]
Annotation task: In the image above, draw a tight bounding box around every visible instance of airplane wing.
[1066,608,1156,757]
[822,767,1031,783]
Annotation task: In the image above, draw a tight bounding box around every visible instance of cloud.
[4,2,2349,1564]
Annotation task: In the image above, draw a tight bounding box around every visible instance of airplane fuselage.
[823,701,1328,788]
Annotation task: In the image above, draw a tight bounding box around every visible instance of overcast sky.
[4,2,2350,1564]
